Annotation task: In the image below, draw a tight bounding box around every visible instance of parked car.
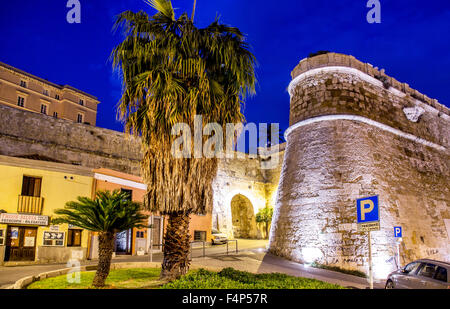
[211,229,228,245]
[385,259,449,289]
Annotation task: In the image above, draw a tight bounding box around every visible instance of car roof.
[416,259,450,267]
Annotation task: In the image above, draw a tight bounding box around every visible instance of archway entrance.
[230,194,257,239]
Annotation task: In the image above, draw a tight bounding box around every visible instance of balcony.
[17,195,44,215]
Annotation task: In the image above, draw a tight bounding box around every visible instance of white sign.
[357,221,380,232]
[0,213,49,226]
[24,236,35,247]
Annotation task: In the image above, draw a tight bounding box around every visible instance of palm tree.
[52,190,148,287]
[111,0,256,279]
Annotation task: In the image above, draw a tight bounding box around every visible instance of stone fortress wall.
[0,104,284,239]
[2,52,448,279]
[269,52,450,278]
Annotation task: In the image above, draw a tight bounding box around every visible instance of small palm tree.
[52,190,148,287]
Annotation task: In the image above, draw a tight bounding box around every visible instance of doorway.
[115,229,132,255]
[5,226,37,261]
[230,194,257,239]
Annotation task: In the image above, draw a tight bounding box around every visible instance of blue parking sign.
[357,195,379,223]
[394,226,402,237]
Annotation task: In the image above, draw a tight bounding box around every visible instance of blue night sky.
[1,0,449,136]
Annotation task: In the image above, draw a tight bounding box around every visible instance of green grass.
[162,268,345,289]
[310,263,367,278]
[27,267,345,289]
[27,268,163,289]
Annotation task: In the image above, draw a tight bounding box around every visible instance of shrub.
[162,268,345,289]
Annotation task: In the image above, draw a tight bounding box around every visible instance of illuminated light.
[373,260,395,280]
[302,247,323,264]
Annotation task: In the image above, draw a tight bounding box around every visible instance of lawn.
[27,268,163,289]
[27,267,345,289]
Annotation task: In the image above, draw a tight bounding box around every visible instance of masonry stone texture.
[0,52,448,278]
[269,53,449,278]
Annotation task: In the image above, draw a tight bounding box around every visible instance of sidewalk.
[0,241,384,289]
[191,250,385,289]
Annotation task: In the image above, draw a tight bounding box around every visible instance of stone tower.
[269,53,449,279]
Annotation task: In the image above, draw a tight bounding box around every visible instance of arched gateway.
[230,194,258,239]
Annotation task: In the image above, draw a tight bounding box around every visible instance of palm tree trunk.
[191,0,197,22]
[160,211,191,280]
[92,232,115,287]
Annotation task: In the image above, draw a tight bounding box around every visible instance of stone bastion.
[268,52,449,279]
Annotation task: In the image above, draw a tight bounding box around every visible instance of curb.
[9,261,162,289]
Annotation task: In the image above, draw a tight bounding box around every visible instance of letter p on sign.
[357,196,379,223]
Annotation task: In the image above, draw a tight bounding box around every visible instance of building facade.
[0,154,216,264]
[0,155,93,263]
[0,61,99,125]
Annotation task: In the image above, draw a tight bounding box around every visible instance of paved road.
[0,239,266,288]
[0,239,384,289]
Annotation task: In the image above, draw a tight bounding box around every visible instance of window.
[20,80,27,88]
[79,99,84,106]
[403,262,420,274]
[77,113,83,123]
[0,229,5,245]
[21,176,42,197]
[55,94,60,100]
[43,231,65,246]
[121,188,132,201]
[53,112,58,118]
[40,104,48,115]
[136,231,145,238]
[434,267,447,282]
[417,263,437,279]
[17,96,25,107]
[194,231,206,241]
[67,229,82,247]
[43,89,49,96]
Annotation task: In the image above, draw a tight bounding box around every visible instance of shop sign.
[24,236,35,247]
[11,227,19,239]
[0,213,49,226]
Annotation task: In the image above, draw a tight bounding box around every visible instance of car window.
[404,262,419,274]
[434,267,447,282]
[417,263,436,279]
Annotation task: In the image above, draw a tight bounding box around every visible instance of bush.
[162,268,345,289]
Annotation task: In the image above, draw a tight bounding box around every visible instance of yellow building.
[0,61,99,125]
[0,155,93,264]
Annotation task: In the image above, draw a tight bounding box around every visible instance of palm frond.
[52,190,148,233]
[144,0,175,20]
[111,7,257,214]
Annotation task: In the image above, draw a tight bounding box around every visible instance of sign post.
[357,195,380,289]
[149,215,153,263]
[368,231,373,290]
[394,226,402,269]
